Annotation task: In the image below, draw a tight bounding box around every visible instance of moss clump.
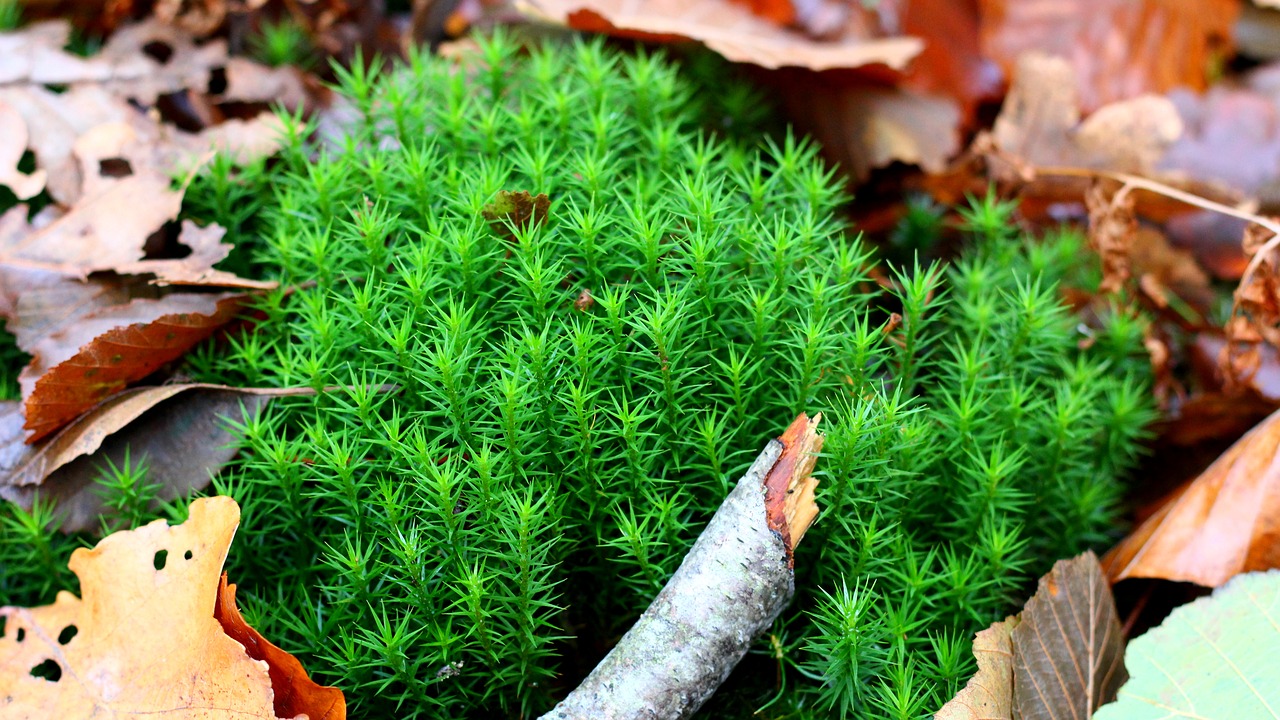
[0,32,1154,719]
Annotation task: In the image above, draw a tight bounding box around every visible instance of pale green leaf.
[1094,570,1280,720]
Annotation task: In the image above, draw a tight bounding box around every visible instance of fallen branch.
[540,413,823,720]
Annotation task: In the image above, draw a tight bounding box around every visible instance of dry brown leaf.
[0,385,318,531]
[519,0,923,71]
[482,190,551,240]
[938,553,1125,720]
[1104,406,1280,587]
[0,103,46,201]
[1086,181,1137,294]
[215,575,347,720]
[0,20,226,105]
[1010,552,1127,719]
[934,618,1016,720]
[774,75,960,181]
[977,0,1238,112]
[990,53,1183,175]
[0,496,309,718]
[18,292,252,443]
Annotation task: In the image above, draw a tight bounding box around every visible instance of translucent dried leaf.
[1104,407,1280,587]
[1010,552,1127,719]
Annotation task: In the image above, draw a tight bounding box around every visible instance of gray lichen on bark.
[540,438,797,720]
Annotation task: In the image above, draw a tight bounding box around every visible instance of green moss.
[0,32,1154,719]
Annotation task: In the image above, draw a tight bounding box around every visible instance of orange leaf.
[0,496,323,718]
[20,292,253,443]
[1103,407,1280,587]
[215,575,346,720]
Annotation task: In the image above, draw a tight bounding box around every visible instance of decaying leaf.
[215,575,347,720]
[1104,406,1280,587]
[989,53,1183,175]
[774,76,960,181]
[0,496,343,718]
[934,618,1016,720]
[482,190,550,240]
[938,553,1126,720]
[517,0,923,71]
[0,103,46,201]
[1086,181,1137,293]
[1094,570,1280,720]
[1010,552,1127,719]
[977,0,1238,112]
[0,385,319,532]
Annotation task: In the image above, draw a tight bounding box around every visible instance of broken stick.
[540,413,824,720]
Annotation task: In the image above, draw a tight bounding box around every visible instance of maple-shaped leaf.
[0,496,344,719]
[1104,405,1280,587]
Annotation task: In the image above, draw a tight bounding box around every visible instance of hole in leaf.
[0,616,6,639]
[154,549,168,570]
[142,40,173,64]
[184,550,193,560]
[98,158,133,178]
[57,625,78,645]
[16,628,25,643]
[29,659,61,682]
[208,66,227,95]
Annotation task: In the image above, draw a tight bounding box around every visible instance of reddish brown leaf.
[1086,181,1137,294]
[934,618,1016,720]
[20,292,252,443]
[215,574,347,720]
[1104,407,1280,587]
[482,190,551,240]
[977,0,1238,112]
[521,0,923,71]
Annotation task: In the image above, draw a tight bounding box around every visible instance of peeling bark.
[541,414,823,720]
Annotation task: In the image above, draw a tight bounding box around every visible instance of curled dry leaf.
[518,0,923,71]
[0,385,320,532]
[977,0,1238,112]
[215,575,347,720]
[938,553,1126,720]
[18,291,254,443]
[1086,181,1137,294]
[1104,405,1280,587]
[0,496,344,718]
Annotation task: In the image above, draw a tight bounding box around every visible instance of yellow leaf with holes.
[0,497,287,719]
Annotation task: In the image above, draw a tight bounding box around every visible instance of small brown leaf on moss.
[482,190,550,240]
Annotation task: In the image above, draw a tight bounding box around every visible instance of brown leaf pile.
[0,19,290,446]
[0,496,345,718]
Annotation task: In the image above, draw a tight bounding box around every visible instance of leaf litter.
[0,495,345,719]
